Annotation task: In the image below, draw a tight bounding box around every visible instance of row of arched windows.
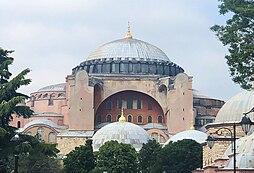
[97,114,163,124]
[31,127,56,143]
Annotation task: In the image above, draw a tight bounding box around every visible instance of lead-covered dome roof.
[92,121,151,151]
[72,26,184,77]
[215,89,254,123]
[87,38,170,62]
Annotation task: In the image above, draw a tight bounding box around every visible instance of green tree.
[95,140,138,173]
[138,140,161,173]
[153,139,202,173]
[0,47,33,172]
[64,139,95,173]
[211,0,254,89]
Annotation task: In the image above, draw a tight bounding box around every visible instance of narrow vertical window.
[138,115,143,123]
[17,121,21,128]
[127,98,133,109]
[137,99,142,109]
[106,101,112,110]
[97,115,101,123]
[127,115,132,122]
[37,127,44,141]
[117,99,122,109]
[106,115,112,123]
[148,116,152,123]
[158,115,163,123]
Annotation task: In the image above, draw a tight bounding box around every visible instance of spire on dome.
[124,22,133,39]
[119,108,126,122]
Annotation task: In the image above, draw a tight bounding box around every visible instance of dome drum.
[72,59,184,76]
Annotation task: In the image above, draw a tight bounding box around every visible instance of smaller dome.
[19,119,61,132]
[224,133,254,169]
[215,90,254,123]
[163,130,207,146]
[37,83,66,92]
[92,121,151,151]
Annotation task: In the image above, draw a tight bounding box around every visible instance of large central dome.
[86,38,170,62]
[72,26,184,76]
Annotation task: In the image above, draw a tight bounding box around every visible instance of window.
[138,115,143,123]
[37,127,44,141]
[127,115,132,122]
[148,116,152,123]
[148,102,152,110]
[48,132,56,143]
[106,101,112,110]
[97,115,102,123]
[158,115,163,123]
[48,97,53,105]
[127,98,133,109]
[17,121,21,128]
[151,132,158,141]
[137,99,142,109]
[117,99,122,109]
[106,115,112,123]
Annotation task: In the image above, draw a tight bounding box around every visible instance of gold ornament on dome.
[124,21,132,39]
[119,108,126,122]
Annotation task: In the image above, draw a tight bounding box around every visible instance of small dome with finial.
[92,109,151,151]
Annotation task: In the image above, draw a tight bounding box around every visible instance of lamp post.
[206,107,254,173]
[10,134,21,173]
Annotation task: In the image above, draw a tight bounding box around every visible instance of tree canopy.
[153,139,202,173]
[211,0,254,89]
[138,140,161,173]
[95,140,138,173]
[64,139,95,173]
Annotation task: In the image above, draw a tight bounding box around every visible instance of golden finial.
[124,22,133,39]
[119,108,126,122]
[190,120,195,130]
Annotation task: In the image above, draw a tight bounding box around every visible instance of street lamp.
[10,134,21,173]
[206,107,254,173]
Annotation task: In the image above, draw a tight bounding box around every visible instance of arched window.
[37,127,44,141]
[26,131,32,136]
[106,115,112,123]
[127,115,132,122]
[17,121,21,128]
[48,132,56,143]
[159,135,165,143]
[148,116,152,123]
[48,94,54,105]
[138,115,143,124]
[158,115,163,123]
[151,132,158,141]
[106,101,112,110]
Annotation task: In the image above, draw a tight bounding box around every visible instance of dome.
[224,133,254,169]
[215,89,254,123]
[163,130,207,146]
[86,38,170,62]
[19,119,61,132]
[92,121,151,151]
[37,83,66,92]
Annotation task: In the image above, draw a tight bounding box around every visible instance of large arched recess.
[94,90,165,126]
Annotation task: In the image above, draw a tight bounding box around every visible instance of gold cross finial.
[119,108,126,122]
[124,22,133,39]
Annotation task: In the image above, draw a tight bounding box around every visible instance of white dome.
[163,130,207,146]
[92,121,151,151]
[86,38,170,62]
[224,133,254,169]
[215,90,254,123]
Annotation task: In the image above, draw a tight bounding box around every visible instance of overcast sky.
[0,0,243,101]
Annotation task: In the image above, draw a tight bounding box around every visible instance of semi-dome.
[87,38,170,62]
[163,130,207,146]
[92,113,151,151]
[224,133,254,169]
[215,89,254,123]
